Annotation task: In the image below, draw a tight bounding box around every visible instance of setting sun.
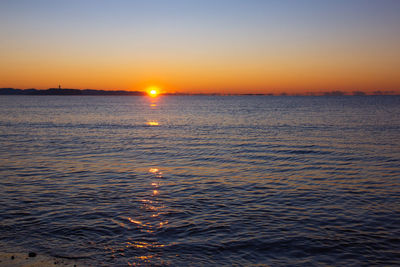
[147,87,159,97]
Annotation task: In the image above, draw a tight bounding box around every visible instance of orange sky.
[1,1,399,94]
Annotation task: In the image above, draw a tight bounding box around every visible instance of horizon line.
[0,87,399,96]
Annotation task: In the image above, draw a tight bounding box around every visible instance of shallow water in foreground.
[0,95,399,266]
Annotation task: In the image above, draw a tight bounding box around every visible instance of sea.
[0,95,399,266]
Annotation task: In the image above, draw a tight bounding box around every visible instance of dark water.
[0,95,399,266]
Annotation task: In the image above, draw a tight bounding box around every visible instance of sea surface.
[0,95,399,266]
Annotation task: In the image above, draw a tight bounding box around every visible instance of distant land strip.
[0,88,398,96]
[0,88,145,96]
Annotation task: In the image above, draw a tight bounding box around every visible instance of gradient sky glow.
[1,0,400,94]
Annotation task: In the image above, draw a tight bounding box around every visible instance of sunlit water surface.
[0,95,399,266]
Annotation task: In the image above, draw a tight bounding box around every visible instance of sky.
[1,0,400,94]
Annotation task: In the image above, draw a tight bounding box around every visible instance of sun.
[147,86,160,97]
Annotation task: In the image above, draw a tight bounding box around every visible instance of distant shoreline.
[0,88,398,96]
[0,88,145,96]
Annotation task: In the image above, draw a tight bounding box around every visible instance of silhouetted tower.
[58,84,61,89]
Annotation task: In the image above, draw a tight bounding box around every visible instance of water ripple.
[0,96,399,266]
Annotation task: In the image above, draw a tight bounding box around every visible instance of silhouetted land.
[0,88,398,96]
[0,88,145,95]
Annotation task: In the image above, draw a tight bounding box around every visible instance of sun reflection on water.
[128,255,155,266]
[126,241,165,249]
[127,217,144,226]
[121,167,167,263]
[146,121,159,126]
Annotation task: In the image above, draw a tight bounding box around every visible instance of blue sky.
[1,0,400,93]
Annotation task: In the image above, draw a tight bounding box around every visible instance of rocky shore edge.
[0,252,83,267]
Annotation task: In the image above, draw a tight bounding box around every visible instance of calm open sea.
[0,95,399,266]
